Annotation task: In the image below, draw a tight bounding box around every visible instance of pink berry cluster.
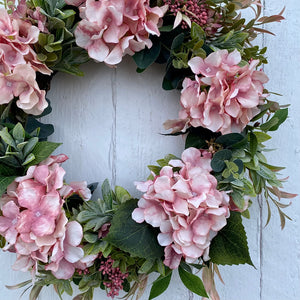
[164,0,209,29]
[99,256,129,298]
[77,268,90,275]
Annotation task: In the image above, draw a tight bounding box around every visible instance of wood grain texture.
[0,0,299,299]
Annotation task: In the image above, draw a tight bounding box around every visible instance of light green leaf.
[115,186,131,203]
[22,153,36,166]
[12,123,25,143]
[0,127,16,149]
[139,259,155,274]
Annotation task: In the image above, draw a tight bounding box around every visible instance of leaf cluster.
[0,122,60,195]
[28,0,90,75]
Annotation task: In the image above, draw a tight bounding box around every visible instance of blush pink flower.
[16,188,62,237]
[59,181,91,201]
[164,49,269,134]
[0,154,76,275]
[74,0,167,65]
[132,147,230,269]
[0,201,20,249]
[46,221,84,279]
[0,8,51,115]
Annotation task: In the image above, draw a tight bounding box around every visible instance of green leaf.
[249,132,258,156]
[83,233,98,243]
[27,141,61,166]
[22,153,36,166]
[191,22,205,40]
[0,127,16,149]
[105,199,164,259]
[115,186,131,204]
[231,190,245,210]
[254,132,271,143]
[139,259,155,274]
[83,240,108,256]
[171,33,185,50]
[178,266,208,297]
[211,149,232,172]
[0,235,6,248]
[133,38,161,70]
[12,123,25,143]
[210,212,253,266]
[101,179,114,206]
[215,133,245,148]
[148,165,162,175]
[29,285,43,300]
[0,175,16,196]
[23,137,39,157]
[77,198,112,232]
[148,272,172,300]
[185,132,207,149]
[260,108,288,132]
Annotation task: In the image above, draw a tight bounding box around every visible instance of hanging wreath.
[0,0,296,299]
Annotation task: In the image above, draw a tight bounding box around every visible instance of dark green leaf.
[0,235,6,248]
[0,175,16,196]
[148,271,172,300]
[185,132,207,149]
[25,117,54,140]
[178,266,208,297]
[171,33,185,50]
[215,133,245,148]
[133,38,161,70]
[210,212,253,266]
[105,199,163,259]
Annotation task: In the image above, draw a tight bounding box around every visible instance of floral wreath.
[0,0,296,299]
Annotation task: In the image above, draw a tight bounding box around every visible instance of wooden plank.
[260,0,300,299]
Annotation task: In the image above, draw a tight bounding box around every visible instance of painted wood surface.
[0,0,299,299]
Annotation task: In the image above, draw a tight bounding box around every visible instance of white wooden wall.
[0,0,299,299]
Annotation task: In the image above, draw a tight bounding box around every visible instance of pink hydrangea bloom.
[45,221,84,279]
[132,147,230,269]
[0,154,87,277]
[74,0,167,65]
[164,49,269,134]
[0,8,51,115]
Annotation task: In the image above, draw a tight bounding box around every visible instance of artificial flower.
[132,147,230,268]
[74,0,167,65]
[164,49,269,134]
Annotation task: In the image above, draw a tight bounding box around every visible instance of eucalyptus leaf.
[211,149,232,172]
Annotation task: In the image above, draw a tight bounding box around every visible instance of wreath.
[0,0,296,299]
